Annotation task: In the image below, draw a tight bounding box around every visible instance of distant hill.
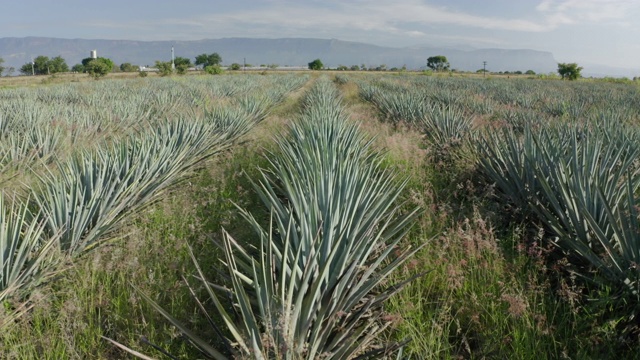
[0,36,558,74]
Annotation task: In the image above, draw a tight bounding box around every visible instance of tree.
[86,58,114,77]
[0,57,4,75]
[71,64,85,73]
[525,70,536,75]
[174,56,191,75]
[81,57,114,73]
[85,59,112,78]
[427,55,450,72]
[47,56,68,73]
[174,56,191,67]
[350,65,360,71]
[195,53,222,68]
[155,61,173,76]
[557,63,583,80]
[120,63,138,72]
[20,55,69,75]
[308,59,323,70]
[229,63,241,70]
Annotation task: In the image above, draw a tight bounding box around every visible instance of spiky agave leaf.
[32,111,258,256]
[477,120,640,298]
[204,77,422,358]
[0,196,58,329]
[129,77,422,359]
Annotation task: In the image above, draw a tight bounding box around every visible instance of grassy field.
[1,71,640,359]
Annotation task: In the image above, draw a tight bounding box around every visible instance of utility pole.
[483,61,487,78]
[171,46,175,70]
[243,57,246,72]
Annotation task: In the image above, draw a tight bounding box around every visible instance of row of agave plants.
[479,121,640,301]
[357,74,640,318]
[0,75,306,177]
[358,75,639,131]
[113,76,425,359]
[0,74,308,329]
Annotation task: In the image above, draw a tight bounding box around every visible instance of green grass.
[1,145,274,359]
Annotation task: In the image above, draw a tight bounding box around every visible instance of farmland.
[2,72,640,359]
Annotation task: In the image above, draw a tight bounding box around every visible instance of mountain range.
[0,36,564,75]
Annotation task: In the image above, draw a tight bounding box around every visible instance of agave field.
[2,72,640,359]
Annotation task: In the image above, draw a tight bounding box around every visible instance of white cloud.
[536,0,639,24]
[209,1,552,34]
[77,0,640,46]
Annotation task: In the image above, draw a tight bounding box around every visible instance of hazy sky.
[3,0,639,69]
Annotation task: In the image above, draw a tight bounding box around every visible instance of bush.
[155,61,173,76]
[229,63,241,71]
[120,63,138,72]
[175,64,188,75]
[204,65,223,75]
[138,71,148,78]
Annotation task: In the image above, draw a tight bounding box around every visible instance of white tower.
[90,50,97,59]
[171,46,175,70]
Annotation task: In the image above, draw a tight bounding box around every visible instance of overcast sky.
[2,0,639,70]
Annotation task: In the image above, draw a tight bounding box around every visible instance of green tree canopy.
[308,59,323,70]
[174,57,192,67]
[229,63,241,70]
[85,59,112,78]
[47,56,69,74]
[82,57,114,70]
[71,64,85,73]
[0,57,4,75]
[120,63,138,72]
[427,55,450,72]
[20,55,69,75]
[557,62,583,80]
[195,53,222,68]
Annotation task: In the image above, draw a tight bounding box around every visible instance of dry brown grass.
[339,79,427,180]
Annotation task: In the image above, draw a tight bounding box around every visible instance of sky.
[2,0,639,70]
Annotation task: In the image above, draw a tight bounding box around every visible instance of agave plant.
[420,105,472,149]
[530,127,640,295]
[32,148,137,255]
[0,197,58,329]
[124,78,423,359]
[477,121,640,298]
[33,111,261,256]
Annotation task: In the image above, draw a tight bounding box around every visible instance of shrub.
[204,65,223,75]
[155,61,173,76]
